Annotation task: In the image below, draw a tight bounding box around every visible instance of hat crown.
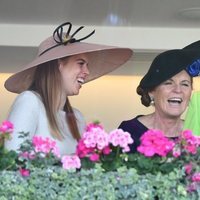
[183,40,200,50]
[37,34,71,56]
[38,36,55,56]
[37,22,96,57]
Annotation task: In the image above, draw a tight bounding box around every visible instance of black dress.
[118,115,148,153]
[119,115,179,153]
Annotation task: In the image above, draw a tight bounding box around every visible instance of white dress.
[5,91,86,155]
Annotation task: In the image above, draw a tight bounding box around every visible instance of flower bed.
[0,121,200,199]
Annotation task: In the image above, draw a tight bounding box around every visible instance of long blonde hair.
[29,59,81,141]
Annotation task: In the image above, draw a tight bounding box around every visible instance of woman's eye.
[78,62,84,66]
[163,82,172,85]
[181,83,189,87]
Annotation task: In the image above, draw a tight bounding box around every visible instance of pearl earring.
[150,96,155,106]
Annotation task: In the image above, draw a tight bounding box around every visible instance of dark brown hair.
[136,86,152,107]
[29,59,81,141]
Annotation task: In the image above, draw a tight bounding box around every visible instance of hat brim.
[5,42,133,93]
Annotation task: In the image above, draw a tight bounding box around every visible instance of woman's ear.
[58,59,63,72]
[148,91,154,100]
[58,57,69,72]
[148,91,155,106]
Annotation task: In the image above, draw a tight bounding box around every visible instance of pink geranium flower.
[192,173,200,182]
[85,122,103,132]
[32,136,60,158]
[76,123,133,164]
[137,129,175,157]
[76,126,109,162]
[184,163,193,175]
[180,130,200,155]
[61,155,81,170]
[137,146,155,157]
[0,121,13,133]
[102,146,112,155]
[19,168,30,177]
[89,153,100,162]
[109,129,133,153]
[76,138,95,158]
[83,127,109,150]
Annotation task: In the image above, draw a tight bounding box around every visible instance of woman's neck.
[148,112,183,137]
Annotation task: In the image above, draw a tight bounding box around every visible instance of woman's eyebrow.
[181,80,191,82]
[76,58,87,62]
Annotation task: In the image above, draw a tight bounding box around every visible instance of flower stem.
[116,146,120,159]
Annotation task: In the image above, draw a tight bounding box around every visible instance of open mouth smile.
[167,97,183,105]
[77,77,85,85]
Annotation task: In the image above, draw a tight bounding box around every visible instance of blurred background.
[1,0,200,130]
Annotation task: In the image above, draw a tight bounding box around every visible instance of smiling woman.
[119,42,200,153]
[4,22,132,155]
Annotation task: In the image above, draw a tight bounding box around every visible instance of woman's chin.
[66,90,80,96]
[73,88,81,96]
[165,106,185,117]
[166,111,183,119]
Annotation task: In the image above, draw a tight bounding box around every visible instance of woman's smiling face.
[149,70,192,118]
[59,53,90,96]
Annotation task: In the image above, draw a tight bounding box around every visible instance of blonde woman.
[4,22,132,155]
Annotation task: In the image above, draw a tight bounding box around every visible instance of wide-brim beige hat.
[5,22,133,93]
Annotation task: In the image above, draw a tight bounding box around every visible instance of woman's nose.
[83,65,90,75]
[173,84,182,93]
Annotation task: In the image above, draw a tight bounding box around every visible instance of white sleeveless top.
[5,91,86,155]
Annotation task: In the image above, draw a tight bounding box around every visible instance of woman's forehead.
[72,53,89,61]
[168,70,191,81]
